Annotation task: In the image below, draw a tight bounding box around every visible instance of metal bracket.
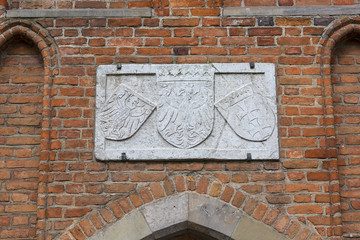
[250,62,255,69]
[117,63,122,70]
[247,153,252,160]
[121,152,127,160]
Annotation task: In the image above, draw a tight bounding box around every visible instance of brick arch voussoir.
[0,20,58,70]
[317,19,360,129]
[0,20,59,149]
[318,22,358,110]
[57,176,323,240]
[320,17,360,58]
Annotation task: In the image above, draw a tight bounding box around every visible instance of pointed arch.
[0,19,59,239]
[317,17,360,238]
[57,178,322,240]
[87,193,287,240]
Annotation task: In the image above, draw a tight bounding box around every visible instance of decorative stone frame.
[95,63,278,161]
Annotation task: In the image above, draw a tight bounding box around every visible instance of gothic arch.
[87,193,287,240]
[58,178,322,240]
[319,17,360,238]
[317,17,360,237]
[0,19,59,239]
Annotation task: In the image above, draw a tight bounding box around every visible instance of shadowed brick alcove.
[0,37,44,239]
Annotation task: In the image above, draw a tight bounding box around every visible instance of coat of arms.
[215,84,275,142]
[96,64,277,159]
[99,85,155,140]
[156,65,214,148]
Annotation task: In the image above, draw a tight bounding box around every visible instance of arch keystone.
[188,193,242,238]
[141,193,188,238]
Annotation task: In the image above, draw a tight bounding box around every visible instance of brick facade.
[0,0,360,239]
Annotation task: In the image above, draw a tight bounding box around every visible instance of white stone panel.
[95,63,278,161]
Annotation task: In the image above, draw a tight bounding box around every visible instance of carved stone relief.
[157,65,214,149]
[215,84,275,142]
[95,63,278,160]
[99,84,155,140]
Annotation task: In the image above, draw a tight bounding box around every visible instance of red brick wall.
[332,36,360,237]
[0,1,359,240]
[0,39,44,239]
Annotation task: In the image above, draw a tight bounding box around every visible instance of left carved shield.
[157,65,214,149]
[99,84,155,140]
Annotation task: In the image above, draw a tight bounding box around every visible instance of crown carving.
[157,65,214,81]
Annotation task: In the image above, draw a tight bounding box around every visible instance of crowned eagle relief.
[157,65,214,149]
[99,84,155,140]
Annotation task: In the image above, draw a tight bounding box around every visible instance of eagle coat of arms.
[157,65,214,149]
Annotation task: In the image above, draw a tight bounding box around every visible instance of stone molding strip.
[6,8,151,18]
[224,5,360,16]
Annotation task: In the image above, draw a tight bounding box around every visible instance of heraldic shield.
[157,65,214,149]
[99,84,155,140]
[215,84,275,142]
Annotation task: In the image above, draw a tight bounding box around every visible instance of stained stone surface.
[188,194,242,237]
[157,65,214,149]
[141,193,188,233]
[99,84,155,140]
[231,216,288,240]
[95,63,278,160]
[88,210,152,240]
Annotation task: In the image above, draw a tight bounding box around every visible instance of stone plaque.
[95,63,278,160]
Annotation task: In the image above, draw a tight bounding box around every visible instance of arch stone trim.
[88,193,287,240]
[58,176,323,240]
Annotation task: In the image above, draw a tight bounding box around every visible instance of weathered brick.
[248,27,282,36]
[163,18,199,27]
[244,0,275,5]
[288,205,323,214]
